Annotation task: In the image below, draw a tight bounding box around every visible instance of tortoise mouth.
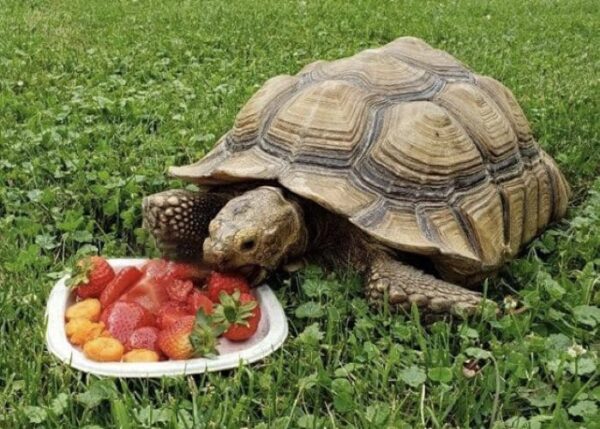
[208,262,267,286]
[237,264,268,286]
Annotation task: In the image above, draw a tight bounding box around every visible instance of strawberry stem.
[211,291,257,329]
[189,309,222,357]
[66,258,92,289]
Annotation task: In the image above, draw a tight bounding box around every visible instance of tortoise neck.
[284,196,310,261]
[300,201,387,274]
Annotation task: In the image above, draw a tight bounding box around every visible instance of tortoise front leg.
[142,189,230,262]
[366,254,491,316]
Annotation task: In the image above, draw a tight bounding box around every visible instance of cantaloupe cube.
[65,318,105,345]
[83,337,124,362]
[65,298,101,322]
[123,349,160,362]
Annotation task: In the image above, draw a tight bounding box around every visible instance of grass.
[0,0,599,427]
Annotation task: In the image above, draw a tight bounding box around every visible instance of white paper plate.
[46,258,288,378]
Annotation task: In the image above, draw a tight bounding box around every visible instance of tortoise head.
[203,186,308,283]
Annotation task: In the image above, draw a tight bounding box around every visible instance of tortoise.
[143,37,570,315]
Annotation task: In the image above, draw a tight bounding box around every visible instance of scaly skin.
[365,254,486,316]
[142,189,230,262]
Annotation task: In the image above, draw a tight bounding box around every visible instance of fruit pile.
[64,256,261,362]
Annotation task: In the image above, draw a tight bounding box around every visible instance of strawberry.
[120,259,208,313]
[118,274,170,314]
[99,266,143,307]
[157,312,220,360]
[100,301,156,344]
[156,301,192,329]
[126,326,160,353]
[165,261,211,281]
[166,279,194,302]
[206,272,251,303]
[187,289,214,315]
[142,259,210,282]
[141,259,169,278]
[212,291,261,342]
[67,256,115,299]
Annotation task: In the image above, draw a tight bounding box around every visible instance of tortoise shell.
[170,37,570,281]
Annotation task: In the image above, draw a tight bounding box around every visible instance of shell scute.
[232,75,299,145]
[382,37,472,80]
[367,102,483,184]
[351,201,441,255]
[420,205,479,262]
[310,52,440,99]
[474,75,533,145]
[455,182,508,268]
[266,80,376,159]
[280,169,377,214]
[498,176,527,255]
[435,82,520,161]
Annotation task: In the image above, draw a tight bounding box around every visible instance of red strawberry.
[142,259,210,282]
[166,279,193,302]
[120,260,208,313]
[187,289,214,315]
[206,272,251,303]
[126,326,160,353]
[157,313,220,360]
[156,301,192,330]
[99,266,143,307]
[165,261,211,281]
[118,274,170,314]
[212,291,261,342]
[67,256,115,299]
[100,301,155,344]
[141,259,169,278]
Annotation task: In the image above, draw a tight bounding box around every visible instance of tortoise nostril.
[207,250,227,265]
[240,239,256,252]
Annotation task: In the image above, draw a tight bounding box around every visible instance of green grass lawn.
[1,0,599,427]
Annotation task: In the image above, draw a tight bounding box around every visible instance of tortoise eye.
[240,239,256,251]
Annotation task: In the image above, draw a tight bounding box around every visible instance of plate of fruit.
[46,257,288,377]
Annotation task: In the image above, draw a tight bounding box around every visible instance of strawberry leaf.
[213,290,257,328]
[65,258,92,289]
[189,309,221,358]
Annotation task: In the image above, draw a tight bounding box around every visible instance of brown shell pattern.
[170,37,570,280]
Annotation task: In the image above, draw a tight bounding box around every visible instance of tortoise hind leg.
[366,254,492,316]
[142,189,230,262]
